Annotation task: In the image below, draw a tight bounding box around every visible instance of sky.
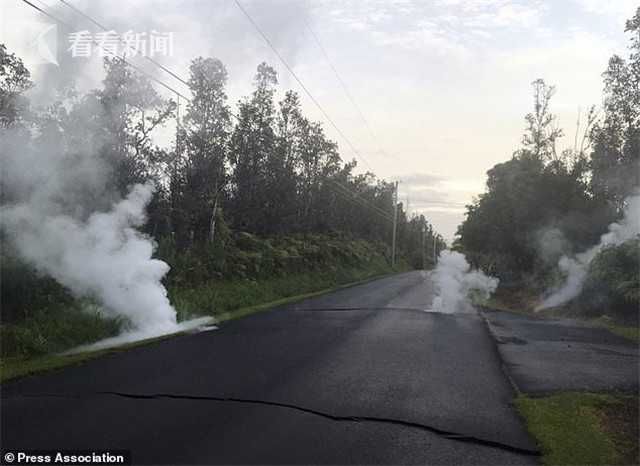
[2,0,638,241]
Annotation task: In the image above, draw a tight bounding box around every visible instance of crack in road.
[8,391,540,456]
[288,307,427,312]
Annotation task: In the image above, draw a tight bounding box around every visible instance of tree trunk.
[209,192,219,244]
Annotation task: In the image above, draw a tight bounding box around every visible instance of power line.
[232,0,401,221]
[22,0,191,102]
[57,0,191,90]
[58,0,250,120]
[233,0,374,172]
[303,17,402,163]
[328,180,395,223]
[31,0,235,123]
[329,179,394,221]
[52,0,392,220]
[330,183,394,223]
[21,0,393,223]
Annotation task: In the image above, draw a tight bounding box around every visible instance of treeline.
[0,45,446,290]
[456,9,639,320]
[1,43,450,356]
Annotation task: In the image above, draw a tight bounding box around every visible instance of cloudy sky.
[3,0,638,240]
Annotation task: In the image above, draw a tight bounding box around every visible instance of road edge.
[477,307,522,395]
[0,270,406,384]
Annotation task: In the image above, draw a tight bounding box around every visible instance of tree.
[457,82,610,282]
[520,79,564,163]
[0,44,32,128]
[179,57,231,245]
[230,63,278,234]
[296,119,342,232]
[589,7,640,209]
[96,58,176,196]
[267,90,303,232]
[575,239,640,322]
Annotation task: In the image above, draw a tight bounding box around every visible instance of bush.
[0,250,74,324]
[1,302,123,358]
[1,232,398,358]
[575,239,640,323]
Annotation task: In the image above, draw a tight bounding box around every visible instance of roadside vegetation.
[1,31,443,365]
[516,393,639,466]
[459,10,639,465]
[1,232,407,362]
[0,259,403,383]
[456,8,639,331]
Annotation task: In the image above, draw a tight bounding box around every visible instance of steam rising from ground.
[537,192,640,310]
[430,250,499,313]
[2,183,178,332]
[65,317,217,354]
[0,125,199,348]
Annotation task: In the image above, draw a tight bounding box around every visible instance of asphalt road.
[483,309,639,394]
[2,271,538,465]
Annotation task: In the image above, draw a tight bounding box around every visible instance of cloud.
[11,0,632,246]
[10,0,313,103]
[400,173,447,186]
[399,173,476,215]
[318,0,546,59]
[574,0,638,24]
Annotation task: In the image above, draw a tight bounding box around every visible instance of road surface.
[483,308,639,394]
[2,271,538,465]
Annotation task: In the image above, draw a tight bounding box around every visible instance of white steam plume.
[1,183,178,332]
[429,250,499,314]
[537,192,640,310]
[0,121,207,347]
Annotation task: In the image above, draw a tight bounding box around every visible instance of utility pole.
[421,222,426,270]
[391,181,399,268]
[168,93,181,238]
[433,235,437,265]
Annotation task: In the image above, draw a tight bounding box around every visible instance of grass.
[0,268,400,383]
[0,302,124,358]
[170,263,396,320]
[516,392,639,466]
[1,232,405,371]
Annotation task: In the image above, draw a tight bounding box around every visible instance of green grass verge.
[516,392,639,466]
[169,263,399,320]
[0,303,124,358]
[0,268,400,383]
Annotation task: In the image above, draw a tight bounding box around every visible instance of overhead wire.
[21,0,395,223]
[232,0,374,173]
[57,0,191,90]
[232,0,400,220]
[329,179,395,221]
[302,17,402,163]
[23,0,191,101]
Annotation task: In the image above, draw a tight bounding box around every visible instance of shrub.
[575,238,640,323]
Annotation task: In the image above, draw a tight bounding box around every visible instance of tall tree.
[520,79,564,163]
[589,7,640,208]
[179,57,231,244]
[230,62,278,233]
[297,119,342,231]
[268,90,304,232]
[97,58,176,196]
[458,81,608,282]
[0,44,32,128]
